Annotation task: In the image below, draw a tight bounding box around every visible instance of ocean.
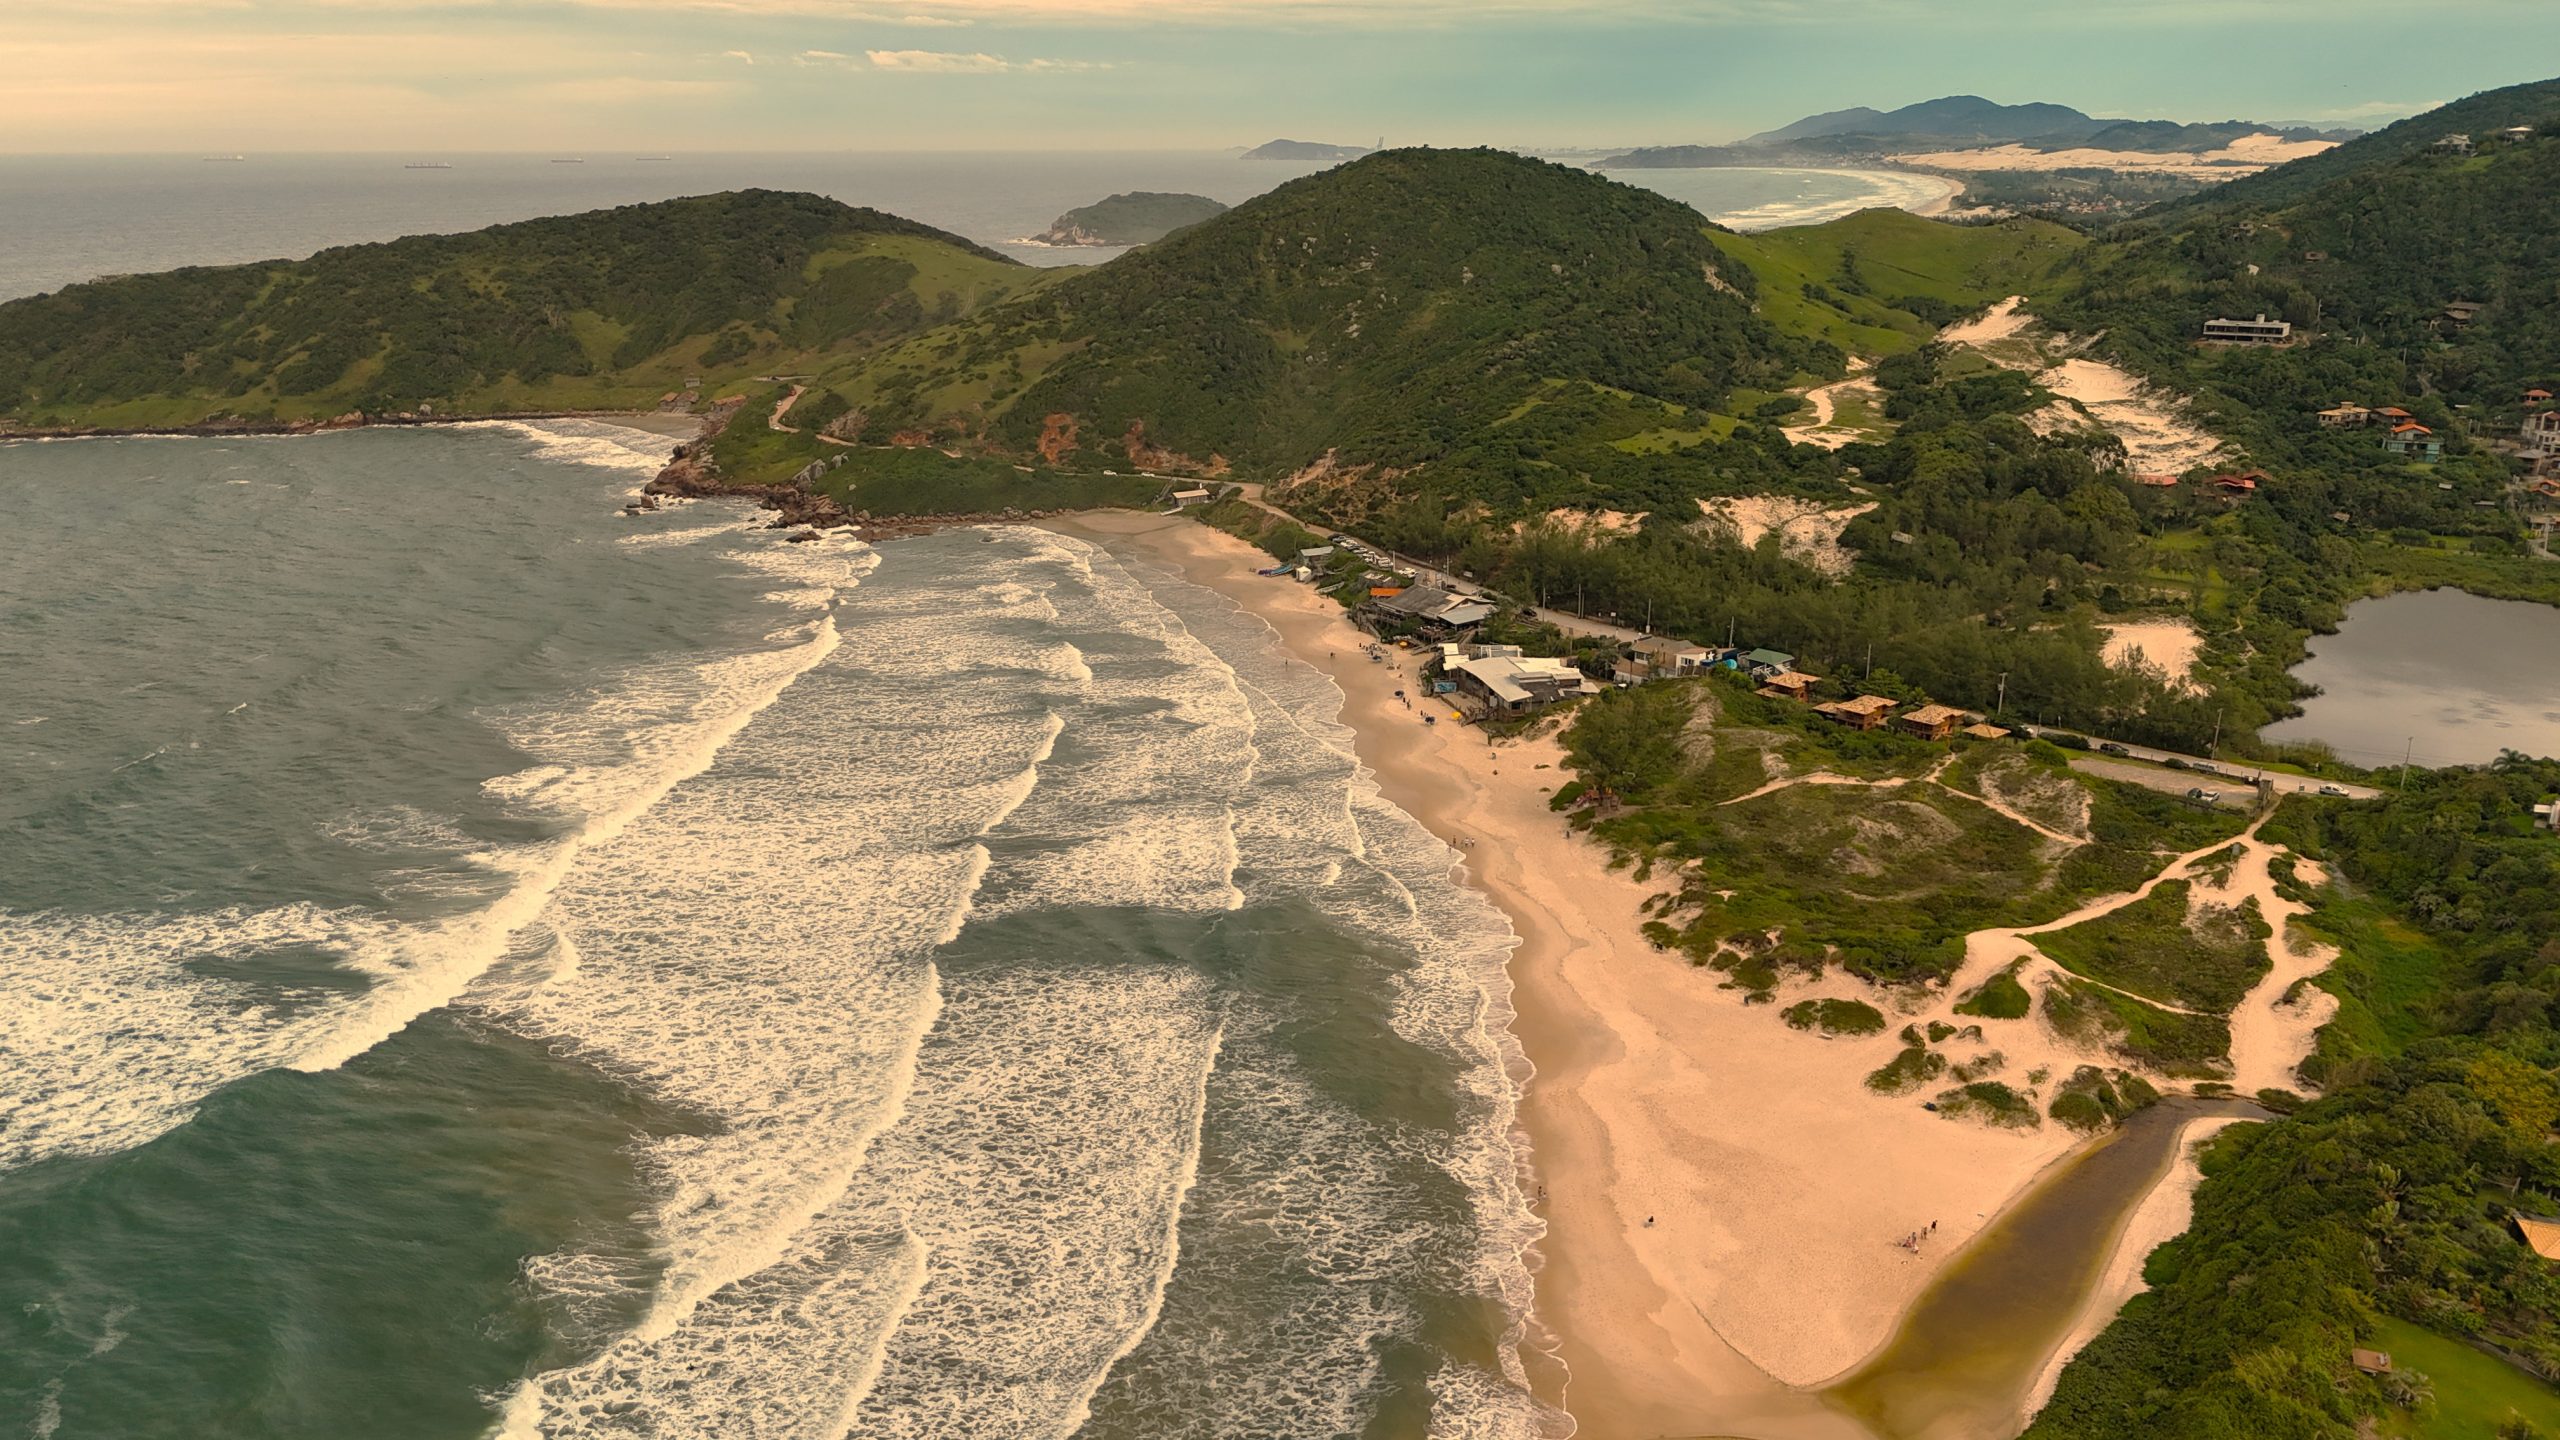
[0,151,1946,302]
[0,423,1553,1438]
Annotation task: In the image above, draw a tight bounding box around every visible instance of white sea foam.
[489,532,1128,1437]
[461,419,681,478]
[0,531,866,1174]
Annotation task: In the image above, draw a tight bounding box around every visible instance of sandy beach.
[1046,509,2166,1438]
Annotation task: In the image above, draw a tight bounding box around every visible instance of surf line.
[287,614,844,1073]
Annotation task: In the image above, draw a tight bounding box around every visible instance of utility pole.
[2399,735,2413,792]
[1864,641,1874,679]
[2209,711,2223,759]
[1996,671,2008,716]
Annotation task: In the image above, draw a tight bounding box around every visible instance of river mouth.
[1823,1097,2265,1440]
[2262,588,2560,767]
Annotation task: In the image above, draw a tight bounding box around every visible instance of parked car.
[2098,742,2131,757]
[2317,784,2349,797]
[2186,787,2223,803]
[2163,757,2193,771]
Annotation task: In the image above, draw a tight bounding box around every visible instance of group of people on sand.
[1896,1220,1939,1253]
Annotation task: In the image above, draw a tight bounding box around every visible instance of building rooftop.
[1904,704,1967,726]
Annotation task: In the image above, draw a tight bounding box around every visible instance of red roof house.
[2213,470,2267,492]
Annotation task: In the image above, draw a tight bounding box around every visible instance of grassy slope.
[1707,210,2084,358]
[2371,1317,2560,1440]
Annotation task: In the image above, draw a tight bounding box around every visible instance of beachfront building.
[2316,404,2373,428]
[1451,654,1595,713]
[1365,584,1495,636]
[1615,635,1721,685]
[2201,314,2291,345]
[1170,487,1213,507]
[2379,423,2443,462]
[1814,694,1898,731]
[1756,670,1819,702]
[1898,704,1969,741]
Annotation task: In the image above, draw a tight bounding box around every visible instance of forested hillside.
[2028,758,2560,1440]
[0,191,1048,430]
[2045,78,2560,431]
[812,148,1834,479]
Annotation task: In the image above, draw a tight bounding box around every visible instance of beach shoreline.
[1043,508,2148,1439]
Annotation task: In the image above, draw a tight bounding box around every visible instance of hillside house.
[1452,655,1594,713]
[2317,404,2373,428]
[2136,473,2181,487]
[2374,406,2415,424]
[2502,126,2539,142]
[2515,1212,2560,1254]
[2380,423,2443,461]
[2525,388,2553,403]
[1170,487,1212,507]
[2444,300,2484,330]
[2201,314,2291,345]
[2212,470,2266,493]
[1962,722,2012,740]
[2431,133,2475,156]
[1741,648,1797,678]
[2524,410,2560,449]
[1756,670,1819,702]
[2535,800,2559,832]
[1898,704,1969,741]
[1815,695,1898,731]
[2351,1349,2395,1377]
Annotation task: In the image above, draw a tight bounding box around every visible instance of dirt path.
[767,384,808,433]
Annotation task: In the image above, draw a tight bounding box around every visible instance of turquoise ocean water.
[0,424,1554,1438]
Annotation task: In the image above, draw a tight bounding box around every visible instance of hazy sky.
[11,0,2559,153]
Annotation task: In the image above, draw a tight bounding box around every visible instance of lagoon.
[2263,588,2560,767]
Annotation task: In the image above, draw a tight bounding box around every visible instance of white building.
[2202,314,2292,345]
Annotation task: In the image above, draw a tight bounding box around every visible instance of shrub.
[1783,997,1888,1037]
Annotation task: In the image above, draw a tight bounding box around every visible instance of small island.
[1242,138,1372,161]
[1031,191,1228,247]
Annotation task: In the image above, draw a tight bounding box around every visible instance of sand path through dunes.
[1938,298,2227,476]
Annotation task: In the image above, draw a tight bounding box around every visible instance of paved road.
[2057,739,2383,801]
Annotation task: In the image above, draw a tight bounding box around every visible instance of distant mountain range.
[1600,95,2363,168]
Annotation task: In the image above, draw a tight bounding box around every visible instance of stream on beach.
[1825,1097,2267,1440]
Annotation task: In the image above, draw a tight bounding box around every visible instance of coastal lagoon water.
[0,151,1947,302]
[0,425,1554,1438]
[2261,588,2560,767]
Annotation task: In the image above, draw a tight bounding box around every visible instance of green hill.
[0,191,1053,431]
[812,148,1834,484]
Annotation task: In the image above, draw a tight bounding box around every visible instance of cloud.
[720,48,754,63]
[864,48,1107,72]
